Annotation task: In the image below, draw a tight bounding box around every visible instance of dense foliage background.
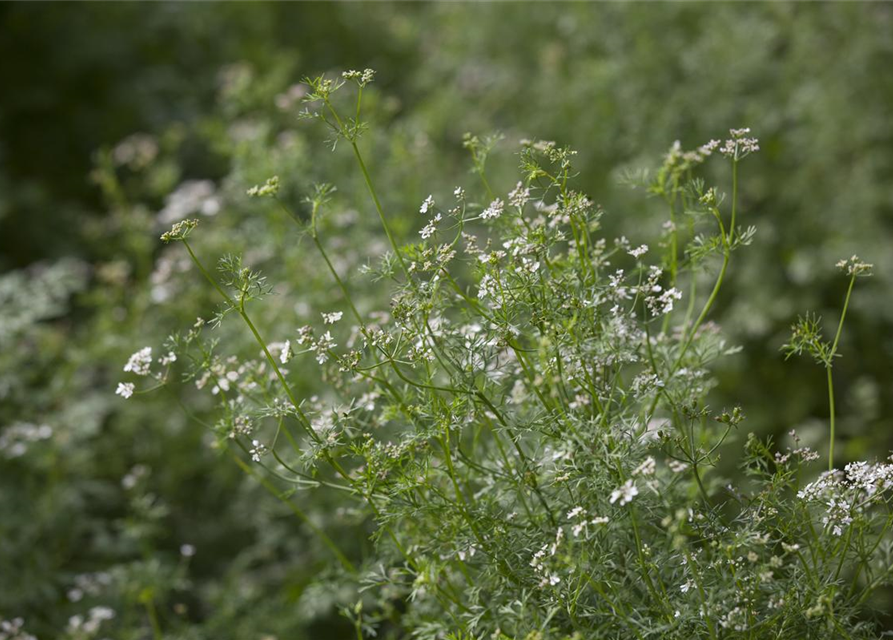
[2,4,892,638]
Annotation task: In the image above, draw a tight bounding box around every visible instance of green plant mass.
[3,4,893,639]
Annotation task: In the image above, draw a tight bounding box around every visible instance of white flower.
[633,456,656,477]
[322,311,343,325]
[609,479,639,506]
[419,194,435,214]
[279,340,291,364]
[628,245,649,259]
[314,331,337,364]
[115,382,135,399]
[567,506,586,520]
[699,139,720,156]
[453,186,465,200]
[123,347,153,376]
[478,274,497,300]
[836,255,873,277]
[419,213,442,240]
[669,459,689,473]
[249,439,267,462]
[481,198,504,220]
[159,351,177,366]
[720,128,760,159]
[508,181,530,208]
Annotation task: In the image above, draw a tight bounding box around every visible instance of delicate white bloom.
[159,351,177,366]
[453,186,465,200]
[630,372,663,395]
[550,527,564,556]
[279,340,291,364]
[322,311,343,325]
[314,331,337,364]
[123,347,153,376]
[419,194,435,215]
[720,128,760,160]
[296,325,313,345]
[229,415,253,439]
[457,545,477,561]
[648,287,683,316]
[419,213,442,240]
[481,198,504,220]
[628,244,649,259]
[478,274,497,300]
[249,439,267,463]
[115,382,135,399]
[567,506,586,520]
[508,181,530,208]
[633,456,656,477]
[698,139,721,156]
[342,68,375,86]
[836,255,873,277]
[669,459,689,473]
[610,479,639,506]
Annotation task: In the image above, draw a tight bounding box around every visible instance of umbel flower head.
[246,176,280,198]
[836,254,873,277]
[160,219,198,243]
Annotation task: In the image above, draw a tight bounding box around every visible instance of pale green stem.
[826,273,857,470]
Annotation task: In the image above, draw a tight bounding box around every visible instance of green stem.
[832,274,856,354]
[183,240,320,444]
[826,273,856,470]
[349,140,412,281]
[729,160,738,244]
[827,367,836,471]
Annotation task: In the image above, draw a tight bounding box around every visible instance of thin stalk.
[729,160,738,243]
[826,273,856,470]
[827,367,837,472]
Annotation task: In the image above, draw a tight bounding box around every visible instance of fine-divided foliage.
[113,70,891,639]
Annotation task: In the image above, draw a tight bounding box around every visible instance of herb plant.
[109,70,893,639]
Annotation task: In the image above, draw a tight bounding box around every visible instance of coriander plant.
[115,70,892,639]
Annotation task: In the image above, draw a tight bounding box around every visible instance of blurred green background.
[2,3,892,638]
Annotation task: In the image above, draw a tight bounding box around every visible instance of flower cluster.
[159,218,199,243]
[836,254,873,277]
[719,127,760,160]
[246,175,280,198]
